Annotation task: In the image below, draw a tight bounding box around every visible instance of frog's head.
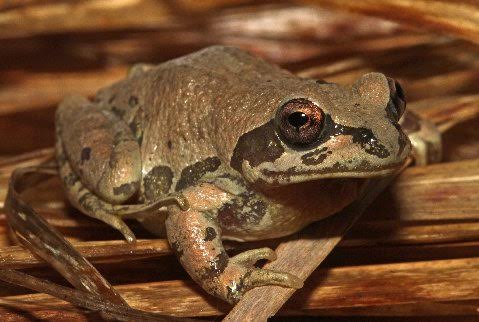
[230,72,411,185]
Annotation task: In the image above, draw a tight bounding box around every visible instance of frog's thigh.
[56,95,141,204]
[165,183,302,303]
[57,142,136,242]
[401,111,442,165]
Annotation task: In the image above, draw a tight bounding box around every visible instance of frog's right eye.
[275,98,324,145]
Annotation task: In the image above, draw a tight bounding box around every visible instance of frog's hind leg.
[57,151,136,242]
[57,138,188,242]
[56,94,145,241]
[56,94,143,204]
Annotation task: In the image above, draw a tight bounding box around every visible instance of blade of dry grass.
[0,269,188,322]
[0,67,127,115]
[0,239,171,270]
[366,159,479,221]
[0,0,177,38]
[410,95,479,131]
[300,0,479,44]
[0,2,403,40]
[3,219,479,270]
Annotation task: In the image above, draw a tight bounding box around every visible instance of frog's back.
[93,46,294,198]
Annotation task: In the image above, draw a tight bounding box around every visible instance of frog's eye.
[276,98,324,145]
[386,77,406,121]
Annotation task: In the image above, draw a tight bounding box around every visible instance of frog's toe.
[108,217,136,243]
[230,247,276,266]
[222,265,303,303]
[248,268,303,290]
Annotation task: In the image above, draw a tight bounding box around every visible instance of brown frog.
[55,45,418,303]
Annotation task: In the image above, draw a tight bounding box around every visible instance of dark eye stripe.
[314,115,391,159]
[230,120,285,172]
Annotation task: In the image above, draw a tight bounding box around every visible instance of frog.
[54,45,417,304]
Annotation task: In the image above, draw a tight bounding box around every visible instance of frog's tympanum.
[55,46,411,303]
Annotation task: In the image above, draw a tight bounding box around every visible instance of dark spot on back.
[230,120,284,172]
[113,182,139,196]
[128,106,144,145]
[143,165,174,201]
[80,147,91,164]
[78,192,106,214]
[167,140,173,150]
[108,94,116,104]
[111,106,126,119]
[129,120,138,135]
[128,96,139,107]
[175,157,221,191]
[315,79,329,84]
[204,227,217,241]
[129,119,144,145]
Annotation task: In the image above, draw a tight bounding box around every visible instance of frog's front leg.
[166,183,302,304]
[401,110,442,165]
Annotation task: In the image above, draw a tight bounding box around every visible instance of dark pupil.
[288,111,309,128]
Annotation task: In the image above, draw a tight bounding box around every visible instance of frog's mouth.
[244,159,406,186]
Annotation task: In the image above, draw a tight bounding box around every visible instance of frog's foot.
[401,111,442,165]
[218,248,303,303]
[57,145,136,243]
